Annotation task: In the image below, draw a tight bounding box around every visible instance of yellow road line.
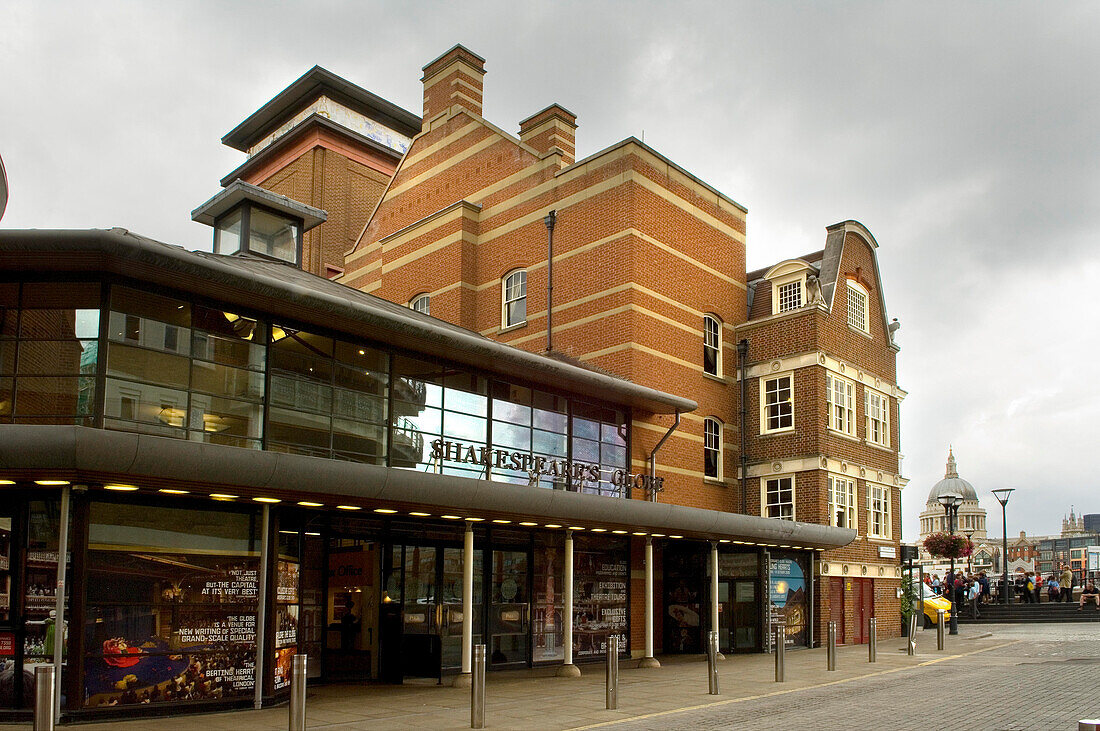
[567,641,1019,729]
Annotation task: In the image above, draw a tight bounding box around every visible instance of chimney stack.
[518,104,578,166]
[422,45,486,127]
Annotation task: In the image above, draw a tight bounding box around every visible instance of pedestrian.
[931,574,941,595]
[1033,571,1043,603]
[1046,574,1060,603]
[1022,573,1034,603]
[1060,565,1073,603]
[978,571,990,604]
[968,577,981,618]
[1078,581,1099,610]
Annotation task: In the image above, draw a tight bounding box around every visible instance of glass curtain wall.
[2,278,633,497]
[0,282,99,426]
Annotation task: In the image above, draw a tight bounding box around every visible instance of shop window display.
[82,502,259,708]
[572,536,628,659]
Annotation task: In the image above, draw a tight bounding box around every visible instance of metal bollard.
[774,623,785,682]
[288,653,307,731]
[33,665,55,731]
[936,609,945,651]
[471,644,486,729]
[706,630,719,695]
[868,618,877,663]
[907,613,918,656]
[605,635,619,710]
[826,621,837,671]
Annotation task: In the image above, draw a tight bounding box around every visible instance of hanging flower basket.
[923,532,973,559]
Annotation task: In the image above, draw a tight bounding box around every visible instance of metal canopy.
[0,426,855,550]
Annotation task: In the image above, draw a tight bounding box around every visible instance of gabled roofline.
[222,66,421,152]
[823,220,894,347]
[563,137,748,214]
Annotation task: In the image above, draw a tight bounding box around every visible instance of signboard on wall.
[328,546,373,589]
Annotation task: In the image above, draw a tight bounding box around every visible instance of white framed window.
[828,475,856,529]
[410,293,430,315]
[502,269,527,328]
[776,280,803,313]
[768,266,809,316]
[868,483,891,538]
[703,314,721,377]
[704,417,722,480]
[760,373,793,433]
[847,280,869,333]
[764,476,794,520]
[865,388,889,447]
[826,372,855,436]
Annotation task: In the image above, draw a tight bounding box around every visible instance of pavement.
[2,623,1097,730]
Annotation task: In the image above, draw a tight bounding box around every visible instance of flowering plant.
[922,532,973,559]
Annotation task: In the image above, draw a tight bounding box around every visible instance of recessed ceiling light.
[0,479,16,485]
[410,511,431,517]
[373,508,397,514]
[632,532,647,536]
[612,530,628,534]
[590,528,607,532]
[337,505,361,511]
[567,526,585,531]
[441,515,462,520]
[104,484,139,491]
[254,497,281,503]
[298,501,324,507]
[491,519,511,524]
[159,488,189,495]
[719,539,731,543]
[519,521,538,527]
[210,493,238,499]
[670,535,683,539]
[35,480,70,486]
[279,530,298,535]
[465,517,484,522]
[544,524,562,529]
[305,532,321,537]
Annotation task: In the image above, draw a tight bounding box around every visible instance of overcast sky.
[3,1,1097,541]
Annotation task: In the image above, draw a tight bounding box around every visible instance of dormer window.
[763,259,816,316]
[193,179,326,270]
[776,280,802,313]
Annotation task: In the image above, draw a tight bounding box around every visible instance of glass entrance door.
[489,550,528,666]
[731,579,758,652]
[401,545,440,679]
[440,547,481,670]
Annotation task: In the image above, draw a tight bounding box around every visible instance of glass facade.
[0,279,631,496]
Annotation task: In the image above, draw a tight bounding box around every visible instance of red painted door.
[853,579,874,644]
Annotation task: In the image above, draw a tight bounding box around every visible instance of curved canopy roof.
[0,426,856,550]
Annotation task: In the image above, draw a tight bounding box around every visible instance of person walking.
[1021,572,1034,603]
[1060,565,1074,603]
[1033,571,1043,603]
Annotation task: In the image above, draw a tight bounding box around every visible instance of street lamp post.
[937,491,964,635]
[991,488,1015,606]
[965,531,974,573]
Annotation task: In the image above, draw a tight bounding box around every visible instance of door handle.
[436,603,443,629]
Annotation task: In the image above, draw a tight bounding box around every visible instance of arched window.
[410,293,430,315]
[502,269,527,328]
[704,417,722,480]
[703,314,721,377]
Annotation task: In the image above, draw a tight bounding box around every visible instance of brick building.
[228,45,906,651]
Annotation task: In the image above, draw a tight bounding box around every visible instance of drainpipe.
[737,339,749,513]
[545,210,556,352]
[647,411,681,502]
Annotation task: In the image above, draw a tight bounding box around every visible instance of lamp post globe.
[937,491,963,635]
[991,488,1015,605]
